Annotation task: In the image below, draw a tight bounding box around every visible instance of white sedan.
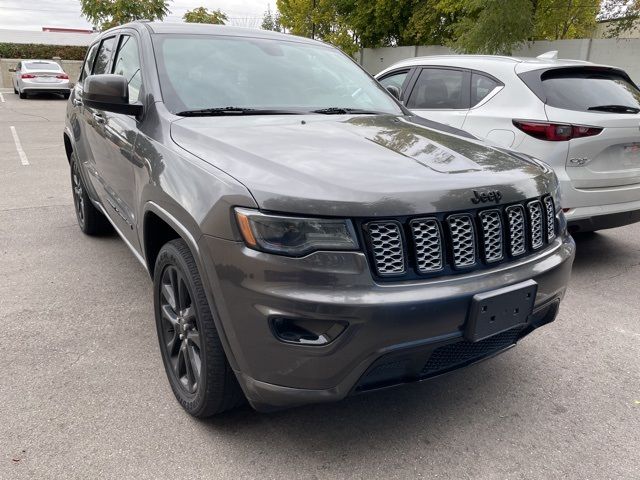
[11,60,71,99]
[376,52,640,233]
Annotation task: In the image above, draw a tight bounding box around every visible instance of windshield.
[540,69,640,112]
[152,34,403,115]
[25,61,61,71]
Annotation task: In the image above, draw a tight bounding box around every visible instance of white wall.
[0,29,97,46]
[359,38,640,84]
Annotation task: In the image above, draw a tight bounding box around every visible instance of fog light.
[270,317,347,346]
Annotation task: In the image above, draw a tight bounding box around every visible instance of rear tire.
[63,92,70,99]
[154,239,245,417]
[70,155,112,235]
[19,91,26,99]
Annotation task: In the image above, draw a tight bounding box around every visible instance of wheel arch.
[142,201,242,373]
[63,131,73,164]
[142,202,202,278]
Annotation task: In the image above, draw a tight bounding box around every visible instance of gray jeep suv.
[64,22,575,416]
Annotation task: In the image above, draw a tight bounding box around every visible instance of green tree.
[448,0,534,54]
[534,0,598,40]
[277,0,360,54]
[404,0,464,45]
[261,6,283,31]
[183,7,228,24]
[79,0,170,31]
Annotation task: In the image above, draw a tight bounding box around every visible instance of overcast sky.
[0,0,277,30]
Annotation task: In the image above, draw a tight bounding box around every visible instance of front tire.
[70,156,111,235]
[154,239,245,417]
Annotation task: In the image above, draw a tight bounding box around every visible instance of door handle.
[92,112,105,124]
[72,98,83,107]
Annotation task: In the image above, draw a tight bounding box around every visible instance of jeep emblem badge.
[471,189,502,204]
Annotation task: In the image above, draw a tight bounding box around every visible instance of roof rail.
[537,50,558,60]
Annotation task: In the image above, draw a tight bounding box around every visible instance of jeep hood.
[170,115,555,217]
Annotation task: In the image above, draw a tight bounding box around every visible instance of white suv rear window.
[540,69,640,113]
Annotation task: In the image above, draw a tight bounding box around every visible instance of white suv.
[376,53,640,232]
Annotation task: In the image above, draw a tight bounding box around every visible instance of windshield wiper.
[587,104,640,114]
[311,107,385,115]
[176,107,303,117]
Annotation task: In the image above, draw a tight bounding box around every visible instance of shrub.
[0,43,88,60]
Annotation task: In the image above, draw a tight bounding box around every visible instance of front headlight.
[234,208,359,256]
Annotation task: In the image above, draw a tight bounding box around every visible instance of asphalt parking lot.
[0,88,638,480]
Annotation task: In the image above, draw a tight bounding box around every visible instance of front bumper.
[200,233,575,411]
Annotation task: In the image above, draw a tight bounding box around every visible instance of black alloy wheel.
[69,156,111,235]
[154,239,245,417]
[159,265,202,394]
[71,159,86,229]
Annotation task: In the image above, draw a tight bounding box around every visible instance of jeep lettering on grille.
[471,189,503,204]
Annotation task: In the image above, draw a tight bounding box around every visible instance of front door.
[405,67,470,129]
[83,32,143,249]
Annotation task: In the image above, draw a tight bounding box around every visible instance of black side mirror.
[386,85,401,101]
[83,74,143,117]
[9,68,16,73]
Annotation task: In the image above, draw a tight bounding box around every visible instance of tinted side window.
[408,68,465,109]
[379,71,408,90]
[93,37,116,75]
[80,43,99,81]
[471,73,500,106]
[112,35,142,103]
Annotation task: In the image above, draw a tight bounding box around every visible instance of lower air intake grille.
[367,222,405,276]
[420,329,522,377]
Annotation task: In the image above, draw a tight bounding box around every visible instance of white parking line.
[0,92,5,103]
[10,126,30,166]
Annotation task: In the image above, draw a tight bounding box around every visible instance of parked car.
[377,53,640,233]
[11,60,71,99]
[64,22,575,417]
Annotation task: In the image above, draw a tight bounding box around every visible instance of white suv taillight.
[513,120,603,141]
[56,73,69,79]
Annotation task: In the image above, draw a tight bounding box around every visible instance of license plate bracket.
[465,280,538,342]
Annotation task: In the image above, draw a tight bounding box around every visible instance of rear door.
[525,67,640,188]
[70,41,99,174]
[404,67,471,128]
[80,35,118,203]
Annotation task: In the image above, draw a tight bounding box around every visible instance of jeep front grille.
[506,205,526,256]
[543,196,556,241]
[363,195,557,279]
[410,218,443,273]
[367,221,405,276]
[479,210,504,263]
[447,214,476,268]
[528,200,544,249]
